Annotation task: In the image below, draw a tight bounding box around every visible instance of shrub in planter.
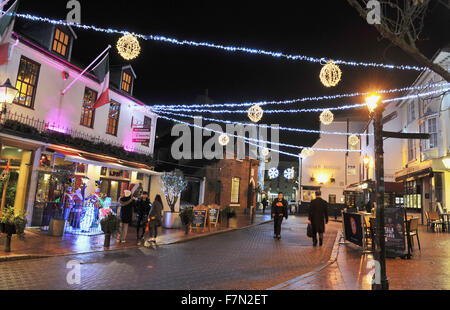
[0,206,28,252]
[179,207,194,235]
[100,214,121,247]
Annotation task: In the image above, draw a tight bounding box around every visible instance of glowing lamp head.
[316,173,330,184]
[0,79,19,108]
[366,94,381,113]
[363,156,371,165]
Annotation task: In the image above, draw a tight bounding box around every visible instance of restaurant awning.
[47,144,161,176]
[395,168,432,182]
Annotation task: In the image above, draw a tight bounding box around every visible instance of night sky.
[16,0,450,161]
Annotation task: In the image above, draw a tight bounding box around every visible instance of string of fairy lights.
[4,8,448,160]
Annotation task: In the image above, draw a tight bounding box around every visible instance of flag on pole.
[92,53,110,109]
[0,0,18,65]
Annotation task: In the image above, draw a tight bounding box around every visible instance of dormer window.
[121,70,133,94]
[52,28,71,58]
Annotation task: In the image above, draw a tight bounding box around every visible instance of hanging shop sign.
[132,126,151,143]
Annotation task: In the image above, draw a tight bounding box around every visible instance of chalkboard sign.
[208,207,220,228]
[384,207,407,258]
[192,209,207,230]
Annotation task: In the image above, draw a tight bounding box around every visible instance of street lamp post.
[367,94,389,290]
[0,78,19,116]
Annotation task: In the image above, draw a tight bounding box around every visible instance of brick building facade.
[203,158,259,211]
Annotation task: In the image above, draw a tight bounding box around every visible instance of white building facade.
[0,21,164,227]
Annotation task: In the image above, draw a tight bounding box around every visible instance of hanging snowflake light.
[319,60,342,87]
[248,104,264,123]
[268,168,279,179]
[320,109,334,125]
[261,148,270,157]
[348,134,359,146]
[117,33,141,60]
[284,168,295,180]
[218,133,230,146]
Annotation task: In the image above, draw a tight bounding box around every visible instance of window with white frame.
[408,139,416,162]
[408,101,416,123]
[420,118,439,150]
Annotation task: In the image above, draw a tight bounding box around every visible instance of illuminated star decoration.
[320,109,334,125]
[117,33,141,60]
[268,168,279,179]
[248,104,264,123]
[348,134,360,146]
[218,133,230,146]
[320,60,342,87]
[284,168,295,180]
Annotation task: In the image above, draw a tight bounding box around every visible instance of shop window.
[329,194,336,204]
[15,56,41,108]
[136,173,144,181]
[100,167,107,176]
[303,190,316,202]
[106,101,121,136]
[109,169,123,178]
[75,163,87,174]
[80,87,97,128]
[231,177,240,204]
[121,70,133,94]
[100,178,129,201]
[404,180,421,209]
[52,28,71,58]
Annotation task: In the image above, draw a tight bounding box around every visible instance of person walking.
[308,191,329,247]
[262,197,268,215]
[145,195,163,248]
[117,190,135,243]
[271,192,289,240]
[135,191,151,245]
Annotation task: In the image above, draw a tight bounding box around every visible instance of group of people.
[270,191,329,246]
[116,191,163,248]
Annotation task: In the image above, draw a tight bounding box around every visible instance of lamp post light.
[366,93,389,291]
[0,79,18,113]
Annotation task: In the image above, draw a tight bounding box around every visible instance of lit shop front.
[30,144,159,233]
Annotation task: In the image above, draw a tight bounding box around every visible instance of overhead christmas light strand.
[151,88,450,114]
[153,109,374,136]
[157,114,361,154]
[9,11,428,72]
[150,82,449,110]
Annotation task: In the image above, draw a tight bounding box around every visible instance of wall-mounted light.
[316,173,330,184]
[0,79,19,114]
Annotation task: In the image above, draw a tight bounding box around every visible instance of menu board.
[384,207,406,257]
[208,208,220,226]
[343,212,364,247]
[192,209,207,229]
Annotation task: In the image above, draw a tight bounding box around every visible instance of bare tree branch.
[347,0,450,81]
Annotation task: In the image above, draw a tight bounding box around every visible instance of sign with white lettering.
[132,127,151,143]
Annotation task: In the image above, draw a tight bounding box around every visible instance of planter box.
[48,218,66,237]
[163,212,182,229]
[0,223,16,235]
[227,217,238,229]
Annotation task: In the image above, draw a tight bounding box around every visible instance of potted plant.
[179,207,195,235]
[160,171,187,229]
[100,213,121,247]
[0,206,28,252]
[222,206,237,228]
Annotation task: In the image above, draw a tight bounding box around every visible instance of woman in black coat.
[145,195,163,248]
[117,190,135,243]
[308,191,329,247]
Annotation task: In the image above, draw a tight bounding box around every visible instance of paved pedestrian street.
[0,217,339,290]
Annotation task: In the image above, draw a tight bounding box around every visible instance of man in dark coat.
[308,191,329,246]
[271,192,289,240]
[135,191,151,244]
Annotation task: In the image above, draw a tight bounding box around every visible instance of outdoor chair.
[407,218,421,251]
[428,212,444,232]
